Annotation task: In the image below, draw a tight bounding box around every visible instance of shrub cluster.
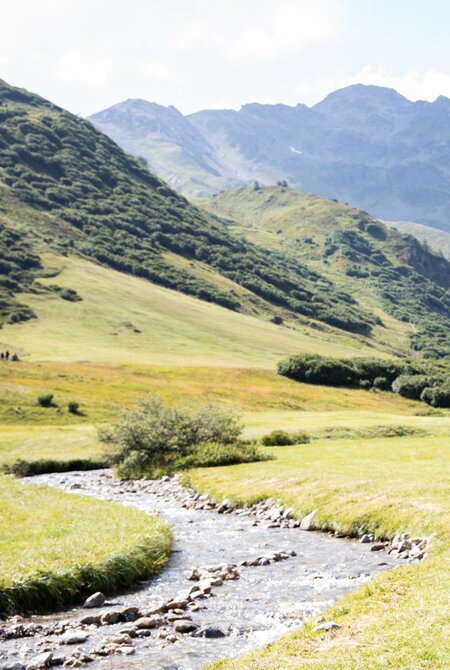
[277,353,450,408]
[99,396,268,478]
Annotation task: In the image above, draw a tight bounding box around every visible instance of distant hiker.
[11,353,18,362]
[0,353,3,361]
[5,351,9,360]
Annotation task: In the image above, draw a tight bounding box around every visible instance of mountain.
[198,185,450,358]
[89,99,240,195]
[0,79,379,344]
[90,84,450,233]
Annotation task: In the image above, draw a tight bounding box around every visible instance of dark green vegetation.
[0,79,376,336]
[200,185,450,357]
[260,429,310,446]
[91,84,450,232]
[100,396,269,478]
[278,353,450,407]
[2,457,105,477]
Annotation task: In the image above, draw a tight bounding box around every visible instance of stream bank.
[1,470,406,670]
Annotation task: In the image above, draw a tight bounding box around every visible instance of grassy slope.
[197,186,450,356]
[0,474,172,612]
[0,253,381,366]
[187,429,450,670]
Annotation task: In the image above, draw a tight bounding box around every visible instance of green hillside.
[198,186,450,358]
[0,79,376,339]
[1,253,379,366]
[384,219,450,260]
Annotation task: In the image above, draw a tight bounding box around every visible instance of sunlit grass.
[0,474,172,612]
[186,431,450,670]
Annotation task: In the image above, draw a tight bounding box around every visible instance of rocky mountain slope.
[90,84,450,233]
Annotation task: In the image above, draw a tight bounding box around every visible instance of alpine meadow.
[0,4,449,669]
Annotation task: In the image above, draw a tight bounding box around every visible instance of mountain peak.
[314,83,410,112]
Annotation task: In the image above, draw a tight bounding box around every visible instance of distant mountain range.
[90,84,450,233]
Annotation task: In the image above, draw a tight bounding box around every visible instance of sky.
[1,0,450,116]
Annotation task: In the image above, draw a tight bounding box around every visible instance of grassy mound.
[0,475,172,613]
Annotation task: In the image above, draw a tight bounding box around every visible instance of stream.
[1,470,399,670]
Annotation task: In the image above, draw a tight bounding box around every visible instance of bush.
[100,396,245,477]
[261,430,310,446]
[271,315,283,325]
[392,374,436,400]
[67,401,81,414]
[37,393,55,408]
[420,385,450,408]
[373,376,389,390]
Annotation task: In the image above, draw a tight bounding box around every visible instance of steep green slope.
[198,186,450,358]
[0,79,375,337]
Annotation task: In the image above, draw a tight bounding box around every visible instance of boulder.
[26,653,53,670]
[82,592,106,609]
[173,620,200,634]
[300,510,317,531]
[135,615,165,630]
[192,626,228,638]
[61,631,89,645]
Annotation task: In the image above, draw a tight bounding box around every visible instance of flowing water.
[1,470,398,669]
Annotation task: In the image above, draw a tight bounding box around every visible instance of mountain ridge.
[89,84,450,233]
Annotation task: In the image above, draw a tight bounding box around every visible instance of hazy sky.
[2,0,450,115]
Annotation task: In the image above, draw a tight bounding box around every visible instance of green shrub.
[261,430,310,446]
[37,393,55,408]
[420,385,450,408]
[392,374,436,400]
[100,396,243,477]
[373,376,389,390]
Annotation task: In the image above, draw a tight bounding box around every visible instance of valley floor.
[0,360,448,666]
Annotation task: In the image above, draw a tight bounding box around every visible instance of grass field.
[0,474,172,613]
[0,247,448,663]
[0,253,393,366]
[185,428,450,670]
